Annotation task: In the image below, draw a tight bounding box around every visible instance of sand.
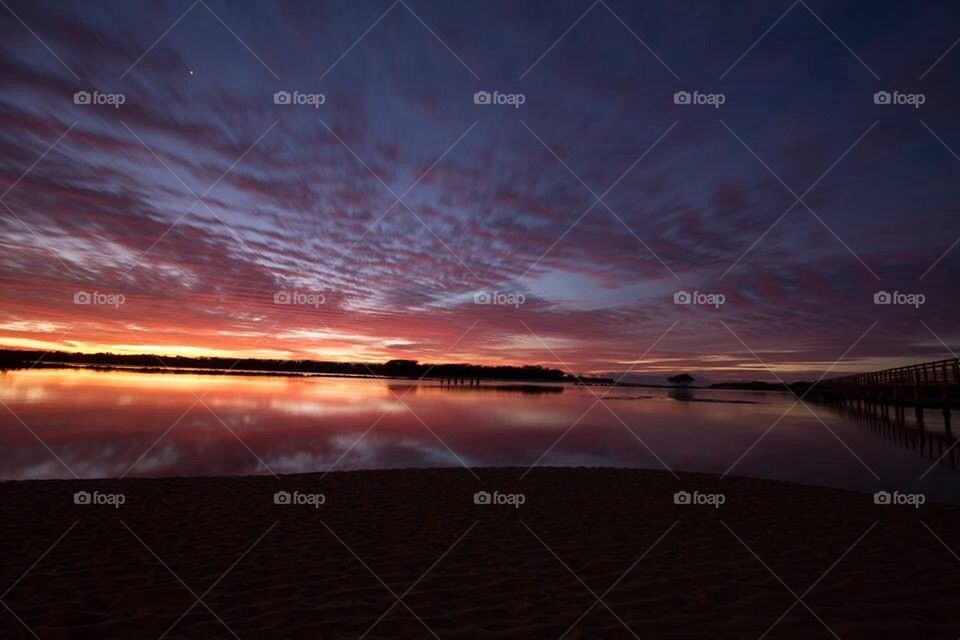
[0,468,958,639]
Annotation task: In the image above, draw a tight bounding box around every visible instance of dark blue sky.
[1,0,958,381]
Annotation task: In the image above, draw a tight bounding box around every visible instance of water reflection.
[668,387,695,402]
[1,368,958,502]
[393,382,566,395]
[825,400,957,471]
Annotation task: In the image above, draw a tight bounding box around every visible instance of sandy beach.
[1,468,957,639]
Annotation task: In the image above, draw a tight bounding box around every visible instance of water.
[1,368,958,502]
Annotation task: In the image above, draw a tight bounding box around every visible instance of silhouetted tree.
[667,373,695,387]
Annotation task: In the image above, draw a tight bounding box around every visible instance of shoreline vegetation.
[0,349,609,384]
[0,349,808,391]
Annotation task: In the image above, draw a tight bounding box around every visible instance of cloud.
[0,0,958,379]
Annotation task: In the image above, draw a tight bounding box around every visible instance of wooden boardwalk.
[816,357,960,413]
[815,358,960,470]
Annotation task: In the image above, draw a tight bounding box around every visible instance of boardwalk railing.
[816,357,960,412]
[822,358,960,388]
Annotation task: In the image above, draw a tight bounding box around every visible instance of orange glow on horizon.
[0,332,919,381]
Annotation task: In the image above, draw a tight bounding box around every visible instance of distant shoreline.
[3,361,579,386]
[2,360,797,393]
[0,349,811,390]
[0,348,607,384]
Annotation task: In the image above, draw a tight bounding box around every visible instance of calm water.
[1,368,958,501]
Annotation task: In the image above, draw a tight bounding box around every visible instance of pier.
[813,358,959,469]
[815,357,960,414]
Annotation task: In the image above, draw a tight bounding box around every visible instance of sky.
[0,0,959,382]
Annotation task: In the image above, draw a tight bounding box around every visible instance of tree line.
[0,350,587,382]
